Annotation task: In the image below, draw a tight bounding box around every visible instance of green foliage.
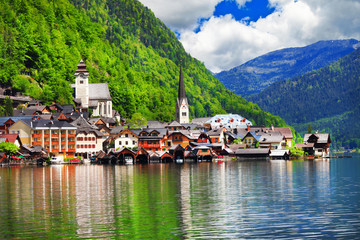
[307,124,312,133]
[288,147,305,159]
[128,112,147,128]
[3,96,13,116]
[0,0,286,128]
[0,142,19,156]
[232,138,242,144]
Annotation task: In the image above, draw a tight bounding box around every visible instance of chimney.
[271,124,274,131]
[247,124,250,132]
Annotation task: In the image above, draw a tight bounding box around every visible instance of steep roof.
[89,83,111,100]
[75,59,88,74]
[178,65,186,100]
[304,133,331,144]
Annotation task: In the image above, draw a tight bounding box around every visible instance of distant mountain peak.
[215,39,359,98]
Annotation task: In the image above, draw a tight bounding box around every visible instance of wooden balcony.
[52,141,59,145]
[44,134,49,138]
[68,141,76,145]
[68,148,76,153]
[32,133,42,138]
[32,141,42,146]
[61,134,66,138]
[68,134,76,138]
[44,141,50,145]
[52,149,59,152]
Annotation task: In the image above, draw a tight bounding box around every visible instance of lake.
[1,156,360,239]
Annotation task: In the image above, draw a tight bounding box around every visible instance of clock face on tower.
[182,104,187,110]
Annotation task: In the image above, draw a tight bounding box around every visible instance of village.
[0,60,331,165]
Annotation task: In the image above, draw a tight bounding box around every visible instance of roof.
[146,121,167,129]
[60,105,75,114]
[304,133,331,144]
[0,134,20,144]
[270,149,290,157]
[21,119,77,129]
[295,143,314,148]
[167,120,182,127]
[207,128,224,136]
[259,133,283,143]
[89,83,111,100]
[0,116,33,126]
[243,131,262,142]
[178,65,186,100]
[191,117,211,124]
[110,126,124,135]
[70,116,95,129]
[75,59,88,74]
[234,148,270,155]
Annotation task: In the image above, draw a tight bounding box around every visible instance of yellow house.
[8,119,32,147]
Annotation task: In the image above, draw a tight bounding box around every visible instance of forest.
[249,48,360,148]
[0,0,286,127]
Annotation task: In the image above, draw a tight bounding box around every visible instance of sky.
[138,0,360,73]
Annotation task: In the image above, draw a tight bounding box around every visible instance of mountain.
[215,39,360,97]
[0,0,286,127]
[248,48,360,148]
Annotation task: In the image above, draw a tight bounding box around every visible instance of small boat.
[50,157,61,164]
[125,156,133,164]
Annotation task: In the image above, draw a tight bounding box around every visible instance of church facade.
[72,60,113,118]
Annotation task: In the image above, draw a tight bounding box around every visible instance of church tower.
[176,65,189,123]
[74,59,89,110]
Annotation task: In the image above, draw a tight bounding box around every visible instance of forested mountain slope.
[215,39,359,97]
[248,48,360,148]
[0,0,286,126]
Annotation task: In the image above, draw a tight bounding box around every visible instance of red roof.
[1,134,19,143]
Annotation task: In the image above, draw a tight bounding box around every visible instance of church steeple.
[176,65,189,124]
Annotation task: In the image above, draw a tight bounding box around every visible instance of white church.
[71,59,113,118]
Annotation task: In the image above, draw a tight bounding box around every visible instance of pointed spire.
[178,65,186,100]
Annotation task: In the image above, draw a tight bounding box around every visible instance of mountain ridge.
[215,39,360,97]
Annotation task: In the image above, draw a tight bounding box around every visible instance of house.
[166,130,199,149]
[137,128,167,151]
[258,132,284,150]
[0,116,33,134]
[71,59,113,118]
[270,149,290,160]
[114,128,139,150]
[71,116,105,160]
[242,131,261,148]
[207,127,226,144]
[302,133,331,157]
[8,119,33,146]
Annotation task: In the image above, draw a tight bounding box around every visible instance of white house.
[206,114,252,129]
[114,129,139,150]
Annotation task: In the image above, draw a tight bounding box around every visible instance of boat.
[50,157,61,164]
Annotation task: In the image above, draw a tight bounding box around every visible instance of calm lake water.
[1,155,360,239]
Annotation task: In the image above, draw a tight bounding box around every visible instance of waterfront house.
[137,128,167,151]
[259,132,284,149]
[302,133,331,157]
[8,119,33,147]
[0,134,22,147]
[207,127,226,144]
[166,130,198,149]
[114,128,139,150]
[242,131,261,148]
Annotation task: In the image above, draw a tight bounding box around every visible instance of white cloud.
[139,0,360,72]
[139,0,222,31]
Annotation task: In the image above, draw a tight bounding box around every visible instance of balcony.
[68,141,76,145]
[52,141,59,145]
[32,134,42,138]
[68,134,76,138]
[140,144,160,149]
[44,141,50,145]
[68,149,76,153]
[51,149,59,152]
[32,141,42,146]
[61,134,66,138]
[44,134,49,138]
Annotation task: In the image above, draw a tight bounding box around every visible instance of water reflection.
[0,157,359,239]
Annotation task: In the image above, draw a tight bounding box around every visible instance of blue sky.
[139,0,360,72]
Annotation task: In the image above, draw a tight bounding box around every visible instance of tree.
[4,96,13,116]
[307,124,313,133]
[0,142,19,157]
[232,138,242,144]
[128,112,147,128]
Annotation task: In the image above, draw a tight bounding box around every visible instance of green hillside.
[0,0,286,127]
[249,48,360,148]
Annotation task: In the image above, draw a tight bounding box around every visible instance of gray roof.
[110,126,124,135]
[167,120,182,127]
[89,83,111,100]
[259,132,283,143]
[0,116,33,126]
[207,128,224,136]
[270,149,290,157]
[191,117,211,124]
[21,119,77,129]
[304,133,331,144]
[234,148,270,155]
[147,121,167,128]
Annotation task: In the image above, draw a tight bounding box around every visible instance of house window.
[125,133,128,137]
[119,141,122,145]
[182,112,186,116]
[168,142,171,147]
[244,139,247,143]
[249,139,252,144]
[125,141,128,145]
[133,141,135,145]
